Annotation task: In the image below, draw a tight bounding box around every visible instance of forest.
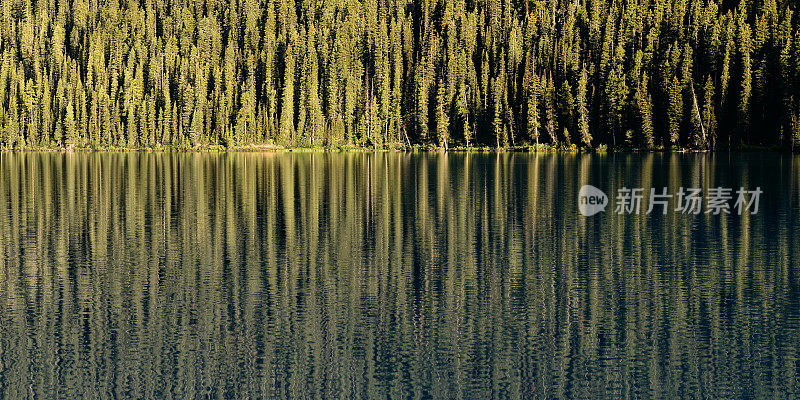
[0,0,798,150]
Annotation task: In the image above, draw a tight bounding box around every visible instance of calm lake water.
[0,151,799,399]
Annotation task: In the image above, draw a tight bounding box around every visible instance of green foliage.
[0,0,797,149]
[668,76,684,146]
[436,79,449,149]
[577,67,591,147]
[636,74,655,149]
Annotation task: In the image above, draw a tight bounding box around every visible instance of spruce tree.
[637,74,655,149]
[577,67,591,147]
[738,20,753,143]
[279,38,296,146]
[436,78,449,148]
[702,76,718,149]
[544,74,557,146]
[668,75,683,146]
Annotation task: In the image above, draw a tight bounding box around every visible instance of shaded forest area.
[0,0,799,149]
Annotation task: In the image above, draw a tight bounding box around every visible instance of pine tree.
[390,21,404,146]
[376,21,391,146]
[605,64,627,148]
[307,41,324,146]
[523,56,540,146]
[702,76,717,149]
[544,74,557,145]
[492,76,504,147]
[577,67,591,147]
[127,103,138,147]
[558,80,574,146]
[668,75,683,146]
[416,60,430,141]
[738,20,753,143]
[637,74,655,149]
[457,83,471,146]
[436,78,449,148]
[279,38,296,146]
[65,100,76,148]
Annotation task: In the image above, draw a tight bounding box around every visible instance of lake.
[0,151,799,398]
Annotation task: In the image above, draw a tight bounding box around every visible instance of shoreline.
[0,143,792,153]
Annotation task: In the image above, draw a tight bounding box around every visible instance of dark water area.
[0,151,799,399]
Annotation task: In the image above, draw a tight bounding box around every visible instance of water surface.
[1,152,799,398]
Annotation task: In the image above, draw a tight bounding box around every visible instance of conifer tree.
[64,100,76,148]
[668,75,683,146]
[558,80,574,146]
[577,67,591,147]
[702,76,718,149]
[637,74,655,149]
[738,19,753,142]
[279,38,296,145]
[544,74,557,146]
[436,78,449,148]
[416,60,430,141]
[605,64,627,147]
[492,76,504,147]
[523,53,539,145]
[457,83,471,146]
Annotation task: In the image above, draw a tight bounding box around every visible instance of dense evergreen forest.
[0,0,799,149]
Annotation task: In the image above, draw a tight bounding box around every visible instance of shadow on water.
[0,151,799,398]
